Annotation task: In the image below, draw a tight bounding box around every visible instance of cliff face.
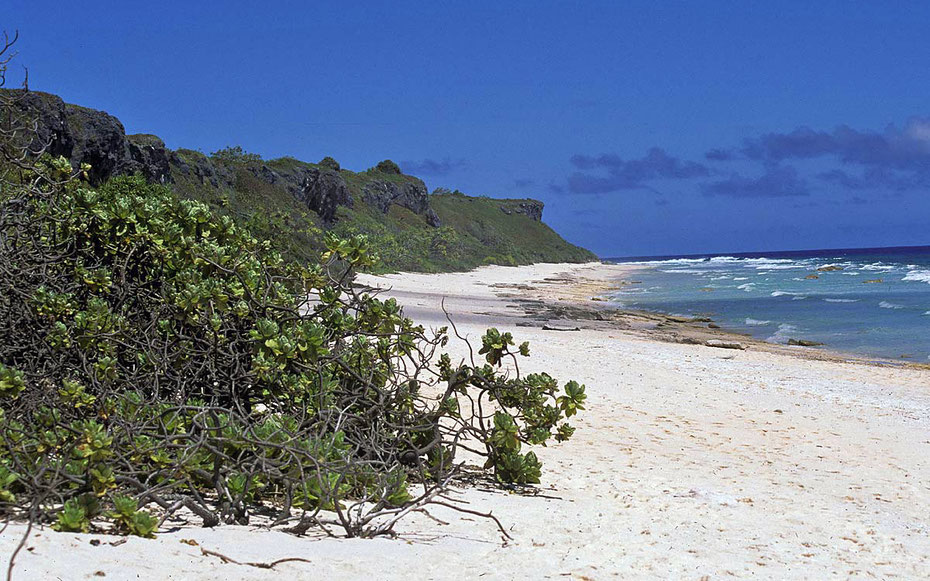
[1,88,597,270]
[362,180,440,227]
[2,89,440,227]
[499,200,544,222]
[4,90,170,184]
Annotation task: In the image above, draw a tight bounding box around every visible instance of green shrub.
[319,156,341,171]
[210,145,262,164]
[0,53,586,539]
[374,159,401,174]
[0,159,586,538]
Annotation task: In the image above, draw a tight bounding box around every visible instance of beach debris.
[542,323,581,331]
[199,547,313,570]
[817,265,843,272]
[705,339,746,350]
[863,278,883,283]
[788,339,824,347]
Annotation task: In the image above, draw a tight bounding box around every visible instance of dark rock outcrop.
[788,339,825,347]
[363,180,441,227]
[127,134,173,183]
[4,89,443,227]
[62,103,138,184]
[172,149,234,188]
[499,199,544,221]
[238,163,353,223]
[292,167,353,223]
[2,89,173,185]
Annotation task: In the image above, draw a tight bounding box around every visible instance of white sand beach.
[4,262,930,580]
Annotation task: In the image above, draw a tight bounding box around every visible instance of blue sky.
[5,1,930,256]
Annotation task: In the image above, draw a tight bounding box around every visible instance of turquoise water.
[608,246,930,361]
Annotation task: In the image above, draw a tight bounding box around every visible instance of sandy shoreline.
[369,260,926,370]
[4,261,930,579]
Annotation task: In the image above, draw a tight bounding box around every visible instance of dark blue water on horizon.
[606,245,930,361]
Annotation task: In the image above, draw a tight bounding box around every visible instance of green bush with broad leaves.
[0,87,586,540]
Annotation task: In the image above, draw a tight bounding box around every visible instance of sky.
[5,1,930,257]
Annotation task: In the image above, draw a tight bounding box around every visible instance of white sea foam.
[902,270,930,285]
[710,275,731,280]
[842,272,860,276]
[754,264,805,270]
[745,318,771,326]
[879,301,904,309]
[771,290,804,297]
[861,263,895,271]
[737,283,755,292]
[706,256,798,267]
[767,323,798,343]
[625,258,707,266]
[733,277,749,281]
[824,298,858,303]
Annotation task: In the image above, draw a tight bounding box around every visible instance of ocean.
[607,245,930,361]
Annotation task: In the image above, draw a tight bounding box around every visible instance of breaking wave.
[903,269,930,285]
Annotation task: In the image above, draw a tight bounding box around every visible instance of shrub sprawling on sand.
[0,60,586,539]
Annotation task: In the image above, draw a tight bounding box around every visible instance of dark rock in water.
[788,339,824,347]
[805,274,819,280]
[863,279,883,284]
[817,265,843,272]
[363,179,441,226]
[708,323,721,329]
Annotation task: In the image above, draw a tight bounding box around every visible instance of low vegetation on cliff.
[0,88,597,272]
[0,43,587,545]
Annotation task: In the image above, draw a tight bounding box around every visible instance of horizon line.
[605,243,930,262]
